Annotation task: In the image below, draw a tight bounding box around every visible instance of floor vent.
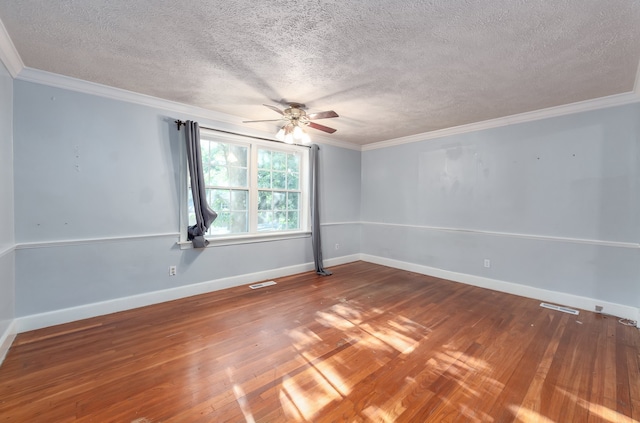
[249,281,277,289]
[540,302,579,315]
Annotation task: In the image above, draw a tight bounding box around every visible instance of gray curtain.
[185,120,217,248]
[310,144,332,276]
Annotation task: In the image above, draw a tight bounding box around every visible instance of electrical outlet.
[335,243,340,250]
[483,259,491,268]
[595,305,603,313]
[169,265,177,276]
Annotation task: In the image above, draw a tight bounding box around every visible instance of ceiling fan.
[243,102,339,144]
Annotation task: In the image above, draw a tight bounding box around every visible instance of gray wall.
[318,144,361,260]
[361,103,640,308]
[14,80,361,316]
[0,60,15,334]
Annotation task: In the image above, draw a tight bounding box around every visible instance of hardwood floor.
[1,261,639,422]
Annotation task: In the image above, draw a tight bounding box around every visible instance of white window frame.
[178,128,310,248]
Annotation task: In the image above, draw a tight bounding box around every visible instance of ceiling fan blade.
[263,104,284,115]
[308,122,337,134]
[242,119,284,123]
[307,110,339,120]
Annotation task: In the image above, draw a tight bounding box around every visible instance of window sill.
[177,231,311,249]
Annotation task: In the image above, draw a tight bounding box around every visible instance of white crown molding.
[362,91,640,151]
[360,254,639,325]
[315,136,362,151]
[16,67,247,126]
[0,17,23,77]
[5,47,638,154]
[14,67,363,151]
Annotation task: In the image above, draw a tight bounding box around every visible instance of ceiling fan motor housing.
[284,106,310,126]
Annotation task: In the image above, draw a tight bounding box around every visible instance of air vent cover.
[249,281,277,289]
[540,302,579,315]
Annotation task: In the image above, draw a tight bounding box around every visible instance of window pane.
[272,152,287,171]
[229,145,248,167]
[258,170,271,189]
[287,154,300,172]
[275,211,286,229]
[229,167,247,187]
[287,211,299,230]
[272,171,286,189]
[210,142,230,165]
[200,142,249,189]
[210,165,229,187]
[257,211,274,231]
[258,191,272,210]
[211,189,230,211]
[209,211,249,235]
[273,192,286,210]
[210,211,230,234]
[231,190,247,210]
[287,192,299,210]
[230,211,248,233]
[287,172,299,190]
[258,150,271,169]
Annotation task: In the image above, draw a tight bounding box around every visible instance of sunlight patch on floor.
[279,389,304,422]
[455,403,490,423]
[435,350,489,374]
[314,301,428,356]
[362,405,397,422]
[557,388,638,423]
[232,384,256,423]
[309,357,351,396]
[283,300,479,419]
[316,310,357,331]
[509,405,557,422]
[286,328,323,350]
[280,367,342,421]
[360,322,420,354]
[361,375,419,421]
[330,303,363,324]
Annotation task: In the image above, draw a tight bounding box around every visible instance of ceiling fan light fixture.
[292,124,303,140]
[301,132,311,145]
[282,124,295,144]
[248,102,337,143]
[284,132,294,144]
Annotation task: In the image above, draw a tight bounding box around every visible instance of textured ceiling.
[1,0,639,146]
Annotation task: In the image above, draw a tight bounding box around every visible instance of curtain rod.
[175,120,312,149]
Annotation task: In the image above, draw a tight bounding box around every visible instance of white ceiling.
[1,1,639,146]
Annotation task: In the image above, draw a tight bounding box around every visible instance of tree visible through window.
[257,149,301,231]
[187,131,308,239]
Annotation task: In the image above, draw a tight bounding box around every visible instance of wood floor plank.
[1,261,639,422]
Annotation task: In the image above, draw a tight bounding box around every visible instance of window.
[183,129,309,244]
[257,149,302,232]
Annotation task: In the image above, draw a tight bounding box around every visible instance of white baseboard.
[324,254,361,267]
[0,319,17,367]
[15,254,361,333]
[14,252,637,334]
[360,254,640,325]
